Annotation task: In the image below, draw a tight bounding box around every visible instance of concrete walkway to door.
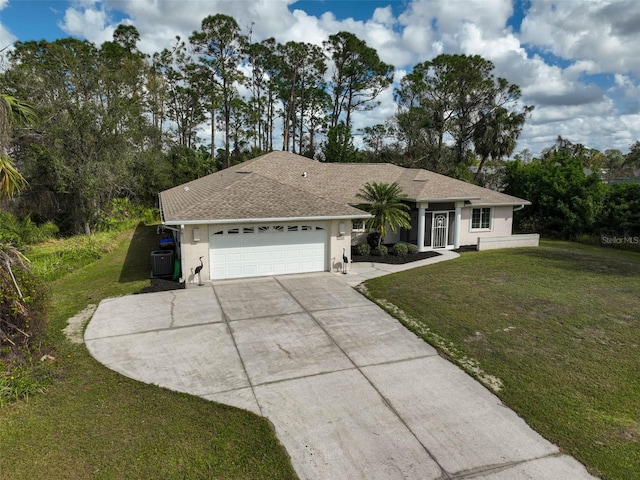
[85,273,597,480]
[335,250,460,286]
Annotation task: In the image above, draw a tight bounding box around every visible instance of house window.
[287,225,299,232]
[352,221,365,231]
[243,227,254,234]
[227,228,239,234]
[424,212,432,247]
[471,208,491,230]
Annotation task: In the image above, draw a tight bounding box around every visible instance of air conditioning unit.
[151,250,174,277]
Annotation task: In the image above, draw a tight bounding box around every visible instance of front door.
[432,212,448,249]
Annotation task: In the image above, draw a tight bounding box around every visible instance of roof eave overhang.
[158,193,166,224]
[470,201,532,207]
[162,213,373,226]
[409,196,482,203]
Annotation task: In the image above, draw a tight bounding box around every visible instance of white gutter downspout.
[178,224,185,283]
[513,204,526,212]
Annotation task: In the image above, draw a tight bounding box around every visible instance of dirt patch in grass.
[63,304,97,344]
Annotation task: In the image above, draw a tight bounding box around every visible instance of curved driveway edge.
[85,273,598,480]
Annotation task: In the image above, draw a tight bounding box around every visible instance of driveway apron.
[85,273,597,480]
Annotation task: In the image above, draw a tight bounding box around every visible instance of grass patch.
[0,224,296,480]
[0,363,50,407]
[364,240,640,480]
[26,232,121,283]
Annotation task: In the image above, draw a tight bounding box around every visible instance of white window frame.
[470,207,492,231]
[351,220,366,232]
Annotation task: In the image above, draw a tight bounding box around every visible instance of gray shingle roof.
[159,151,530,224]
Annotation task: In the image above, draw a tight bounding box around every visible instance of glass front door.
[432,212,449,249]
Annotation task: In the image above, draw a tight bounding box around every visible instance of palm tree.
[473,106,532,182]
[0,95,38,352]
[0,94,36,199]
[356,181,411,246]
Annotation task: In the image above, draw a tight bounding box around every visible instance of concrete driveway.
[85,273,597,480]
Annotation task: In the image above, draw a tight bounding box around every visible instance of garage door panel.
[242,265,258,276]
[286,250,301,260]
[242,251,258,262]
[209,224,327,280]
[269,250,286,261]
[226,266,244,278]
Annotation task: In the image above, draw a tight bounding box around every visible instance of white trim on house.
[413,196,481,202]
[468,202,528,207]
[164,213,371,226]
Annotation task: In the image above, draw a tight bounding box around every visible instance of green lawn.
[363,241,640,480]
[0,225,297,480]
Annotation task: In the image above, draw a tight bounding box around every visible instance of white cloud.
[2,0,638,156]
[0,0,16,68]
[0,22,15,50]
[614,74,640,98]
[399,0,513,36]
[372,6,395,27]
[59,3,115,45]
[520,0,640,76]
[522,109,640,155]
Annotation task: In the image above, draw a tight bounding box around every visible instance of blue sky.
[1,0,639,155]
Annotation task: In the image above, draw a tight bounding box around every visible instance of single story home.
[159,151,538,282]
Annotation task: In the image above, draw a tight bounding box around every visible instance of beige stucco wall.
[457,206,514,246]
[351,230,367,246]
[350,223,399,246]
[383,228,400,244]
[477,234,540,250]
[181,224,210,286]
[329,219,352,273]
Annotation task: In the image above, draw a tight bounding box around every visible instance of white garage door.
[209,223,327,280]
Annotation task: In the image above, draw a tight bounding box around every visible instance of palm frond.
[0,155,28,199]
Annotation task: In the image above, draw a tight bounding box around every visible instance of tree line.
[2,13,639,239]
[504,137,640,242]
[0,13,540,234]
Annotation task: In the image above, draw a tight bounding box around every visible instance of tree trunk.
[474,155,488,181]
[210,104,215,159]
